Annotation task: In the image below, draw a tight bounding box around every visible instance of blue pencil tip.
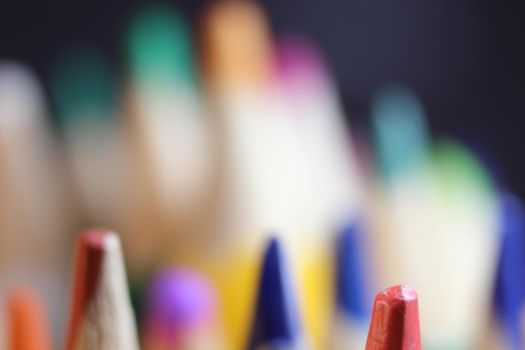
[494,192,525,350]
[336,221,370,321]
[248,237,303,349]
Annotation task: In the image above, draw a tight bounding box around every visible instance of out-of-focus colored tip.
[126,3,196,86]
[275,35,329,90]
[51,48,115,125]
[365,285,421,350]
[371,85,428,179]
[432,139,495,200]
[494,193,525,350]
[200,0,272,88]
[248,237,304,349]
[66,229,139,350]
[143,267,218,348]
[8,288,52,350]
[0,62,44,126]
[336,221,370,320]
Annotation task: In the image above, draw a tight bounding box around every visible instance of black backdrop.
[1,0,525,197]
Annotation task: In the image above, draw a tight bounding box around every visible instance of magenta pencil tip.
[275,35,328,86]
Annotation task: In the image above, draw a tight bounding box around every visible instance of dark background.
[1,0,524,196]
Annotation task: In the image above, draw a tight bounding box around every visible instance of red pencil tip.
[66,229,109,350]
[80,229,108,250]
[66,229,139,350]
[365,285,421,350]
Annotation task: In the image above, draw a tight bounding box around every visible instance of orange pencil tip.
[8,287,52,350]
[200,0,272,88]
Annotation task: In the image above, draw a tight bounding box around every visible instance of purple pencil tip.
[145,267,217,337]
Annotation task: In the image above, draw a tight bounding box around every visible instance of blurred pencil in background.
[198,1,279,348]
[0,62,73,343]
[51,47,133,234]
[485,193,525,350]
[275,36,365,347]
[331,220,372,350]
[124,3,213,268]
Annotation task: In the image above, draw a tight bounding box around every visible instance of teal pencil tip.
[371,84,429,179]
[125,3,196,87]
[51,47,115,126]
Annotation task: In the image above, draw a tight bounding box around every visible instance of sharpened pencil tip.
[248,237,304,349]
[365,285,421,350]
[67,229,139,350]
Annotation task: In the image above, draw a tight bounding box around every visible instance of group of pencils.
[7,229,421,350]
[0,0,522,349]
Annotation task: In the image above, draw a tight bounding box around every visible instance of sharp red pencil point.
[81,229,107,249]
[67,229,105,349]
[78,229,106,304]
[66,229,139,350]
[365,285,421,350]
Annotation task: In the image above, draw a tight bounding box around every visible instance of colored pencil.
[365,285,421,350]
[0,62,72,341]
[66,229,139,350]
[248,238,308,349]
[482,192,525,350]
[331,220,372,349]
[125,3,212,259]
[276,37,367,347]
[51,47,134,230]
[199,1,276,348]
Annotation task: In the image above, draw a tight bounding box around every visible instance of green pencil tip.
[371,84,429,179]
[433,139,495,203]
[126,3,196,87]
[51,47,115,126]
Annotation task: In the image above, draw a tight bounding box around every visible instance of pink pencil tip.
[274,35,328,85]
